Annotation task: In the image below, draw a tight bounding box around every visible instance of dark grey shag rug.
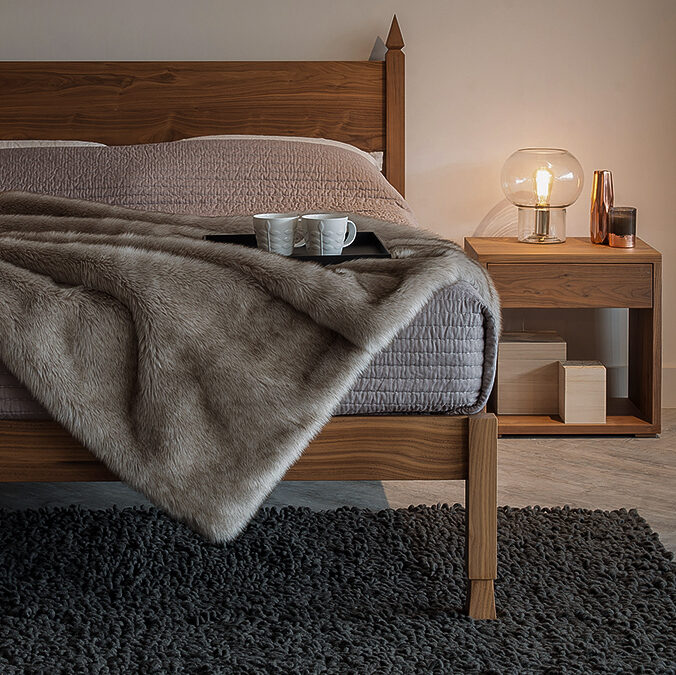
[0,505,674,674]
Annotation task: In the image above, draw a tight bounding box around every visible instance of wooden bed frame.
[0,17,498,620]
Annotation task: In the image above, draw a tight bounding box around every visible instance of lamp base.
[517,207,566,244]
[519,232,564,244]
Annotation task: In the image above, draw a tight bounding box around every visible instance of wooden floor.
[0,409,674,551]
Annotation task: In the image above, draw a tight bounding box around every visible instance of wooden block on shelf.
[558,361,606,424]
[495,332,567,415]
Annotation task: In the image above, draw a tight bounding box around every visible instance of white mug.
[300,214,357,255]
[253,213,303,256]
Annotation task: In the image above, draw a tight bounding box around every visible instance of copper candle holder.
[608,207,636,248]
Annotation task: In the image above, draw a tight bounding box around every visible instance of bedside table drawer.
[487,263,653,308]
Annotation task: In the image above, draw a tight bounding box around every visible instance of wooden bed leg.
[465,413,498,619]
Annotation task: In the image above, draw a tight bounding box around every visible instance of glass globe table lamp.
[501,148,584,243]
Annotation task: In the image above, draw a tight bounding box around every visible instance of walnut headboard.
[0,16,405,196]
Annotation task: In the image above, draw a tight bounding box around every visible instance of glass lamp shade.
[501,148,584,243]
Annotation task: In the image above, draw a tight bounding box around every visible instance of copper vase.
[590,170,614,244]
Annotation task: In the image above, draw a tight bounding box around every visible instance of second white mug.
[301,214,357,255]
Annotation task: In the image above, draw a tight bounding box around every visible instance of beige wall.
[1,0,674,403]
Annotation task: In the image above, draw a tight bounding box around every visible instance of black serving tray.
[203,231,391,265]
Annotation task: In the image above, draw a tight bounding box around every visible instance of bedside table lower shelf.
[495,398,658,437]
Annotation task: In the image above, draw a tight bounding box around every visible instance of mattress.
[0,281,496,420]
[0,139,498,419]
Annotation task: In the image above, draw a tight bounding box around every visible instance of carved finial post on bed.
[385,15,405,197]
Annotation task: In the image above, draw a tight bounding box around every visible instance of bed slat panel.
[0,417,468,483]
[0,61,385,151]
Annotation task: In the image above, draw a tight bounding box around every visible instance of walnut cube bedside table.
[464,237,661,437]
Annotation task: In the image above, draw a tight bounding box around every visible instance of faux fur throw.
[0,191,499,541]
